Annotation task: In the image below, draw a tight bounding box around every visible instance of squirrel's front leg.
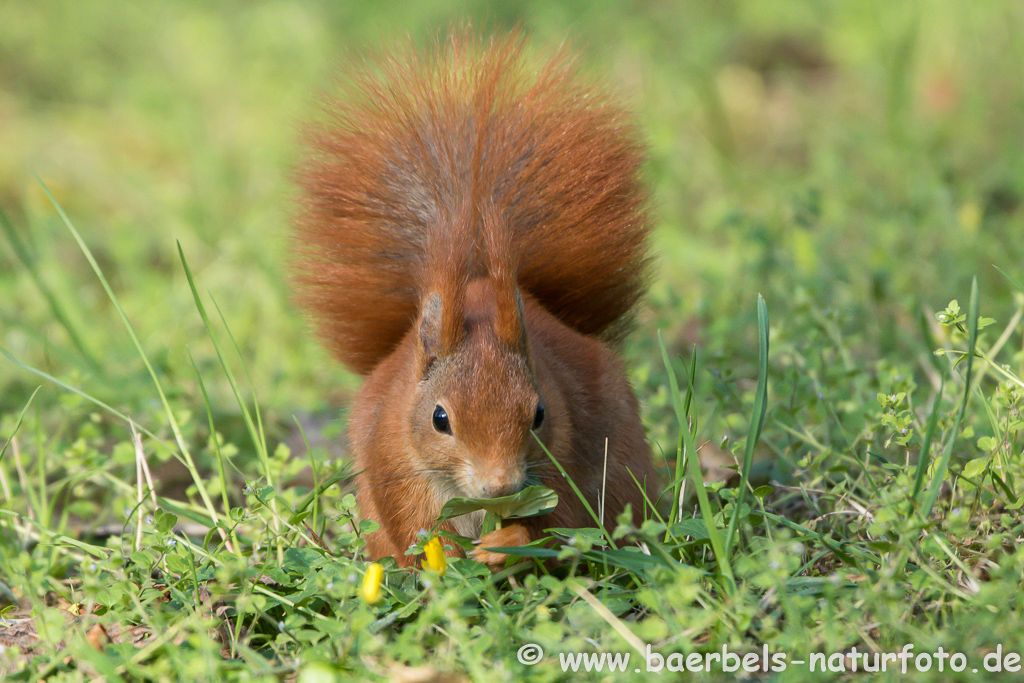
[471,524,533,568]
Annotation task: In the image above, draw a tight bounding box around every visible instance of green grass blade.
[176,242,272,484]
[293,417,320,533]
[293,468,351,518]
[657,332,688,529]
[35,177,224,533]
[679,397,736,589]
[658,334,734,589]
[0,346,174,454]
[0,208,103,375]
[187,349,242,555]
[0,385,39,464]
[725,295,769,555]
[213,296,270,464]
[0,386,42,517]
[994,265,1024,293]
[921,278,979,517]
[683,345,697,423]
[532,435,615,558]
[908,382,944,513]
[757,511,874,568]
[625,467,666,527]
[0,509,108,558]
[918,309,946,375]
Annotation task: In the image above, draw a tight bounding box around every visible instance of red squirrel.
[293,32,658,567]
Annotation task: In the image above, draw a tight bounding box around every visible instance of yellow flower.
[423,536,447,577]
[362,562,384,605]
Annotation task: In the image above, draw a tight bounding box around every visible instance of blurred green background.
[1,0,1022,470]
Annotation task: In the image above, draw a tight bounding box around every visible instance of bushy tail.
[293,31,651,375]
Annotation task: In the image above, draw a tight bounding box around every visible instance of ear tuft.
[418,292,444,371]
[503,286,529,357]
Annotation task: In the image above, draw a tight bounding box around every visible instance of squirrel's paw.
[471,524,531,568]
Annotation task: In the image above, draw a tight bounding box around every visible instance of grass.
[2,0,1024,681]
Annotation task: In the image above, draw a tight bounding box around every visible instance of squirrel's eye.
[432,405,451,434]
[532,404,545,430]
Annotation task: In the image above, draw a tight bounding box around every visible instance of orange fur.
[293,32,657,567]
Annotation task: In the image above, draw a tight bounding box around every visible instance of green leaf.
[164,554,189,574]
[155,510,178,534]
[156,497,217,531]
[478,544,560,559]
[668,518,710,540]
[976,436,998,452]
[962,457,988,479]
[283,547,322,574]
[585,547,676,574]
[546,527,606,545]
[298,662,339,683]
[436,485,558,522]
[289,510,311,525]
[131,549,156,568]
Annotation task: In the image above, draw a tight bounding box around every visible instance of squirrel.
[292,32,658,568]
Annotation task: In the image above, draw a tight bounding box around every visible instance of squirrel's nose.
[474,466,526,498]
[480,480,524,498]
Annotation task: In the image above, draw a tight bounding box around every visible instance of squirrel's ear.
[493,283,530,359]
[418,292,463,373]
[418,293,443,371]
